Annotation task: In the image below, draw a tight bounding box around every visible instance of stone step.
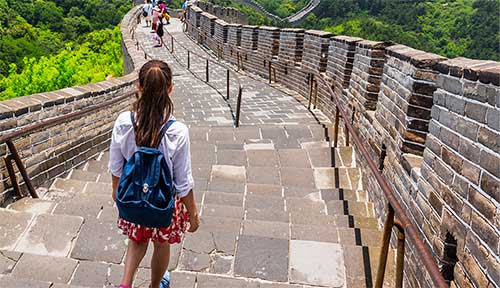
[305,145,356,168]
[337,227,384,247]
[326,200,375,218]
[6,198,56,215]
[69,169,99,182]
[0,208,83,258]
[83,160,108,173]
[314,167,363,190]
[342,245,396,288]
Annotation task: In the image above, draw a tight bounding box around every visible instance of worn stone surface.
[15,213,83,257]
[234,235,288,281]
[0,210,33,251]
[289,240,345,287]
[12,253,78,283]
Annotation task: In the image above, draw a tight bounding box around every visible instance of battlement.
[188,4,499,288]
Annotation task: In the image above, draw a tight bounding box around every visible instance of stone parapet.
[240,25,259,52]
[257,26,280,59]
[376,44,446,156]
[278,28,305,64]
[187,3,500,287]
[302,30,332,73]
[418,58,499,287]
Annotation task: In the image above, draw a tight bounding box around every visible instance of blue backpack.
[116,112,176,228]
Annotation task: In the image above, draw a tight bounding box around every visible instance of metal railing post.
[206,59,209,82]
[171,36,174,53]
[235,87,243,127]
[268,62,272,84]
[394,221,406,288]
[226,69,230,100]
[6,139,38,199]
[307,74,313,110]
[333,109,340,148]
[4,155,22,198]
[187,50,191,69]
[375,204,395,288]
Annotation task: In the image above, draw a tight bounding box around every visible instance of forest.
[0,0,131,100]
[228,0,500,61]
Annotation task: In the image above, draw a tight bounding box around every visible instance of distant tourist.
[152,5,161,33]
[109,60,199,288]
[180,0,189,22]
[143,0,153,27]
[154,14,165,47]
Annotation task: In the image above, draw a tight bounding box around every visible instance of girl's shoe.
[160,271,170,288]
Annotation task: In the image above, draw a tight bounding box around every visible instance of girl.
[109,60,200,288]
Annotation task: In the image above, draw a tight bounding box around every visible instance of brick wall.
[187,3,500,287]
[0,6,145,205]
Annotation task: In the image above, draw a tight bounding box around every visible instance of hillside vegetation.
[253,0,309,18]
[230,0,500,61]
[0,0,131,100]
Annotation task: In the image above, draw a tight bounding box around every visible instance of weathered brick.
[464,101,488,123]
[480,172,499,202]
[471,211,499,251]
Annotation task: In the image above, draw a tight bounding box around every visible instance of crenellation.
[302,30,332,73]
[278,28,304,64]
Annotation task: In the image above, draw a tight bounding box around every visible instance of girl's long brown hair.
[133,60,174,147]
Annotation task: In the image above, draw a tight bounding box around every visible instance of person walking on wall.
[143,0,153,27]
[109,60,200,288]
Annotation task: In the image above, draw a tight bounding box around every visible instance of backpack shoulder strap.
[158,119,176,148]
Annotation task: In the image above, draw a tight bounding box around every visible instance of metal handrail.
[0,90,136,199]
[160,20,244,127]
[262,59,448,287]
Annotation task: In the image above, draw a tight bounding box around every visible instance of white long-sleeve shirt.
[108,111,194,198]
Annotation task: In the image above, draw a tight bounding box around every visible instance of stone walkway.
[0,19,395,288]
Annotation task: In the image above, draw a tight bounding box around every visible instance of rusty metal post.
[6,139,38,198]
[187,50,191,69]
[333,109,340,148]
[235,87,243,127]
[394,221,406,288]
[171,36,174,53]
[4,155,22,198]
[307,74,313,110]
[206,59,209,82]
[273,67,277,83]
[375,204,395,288]
[313,80,319,109]
[268,62,272,84]
[226,69,230,100]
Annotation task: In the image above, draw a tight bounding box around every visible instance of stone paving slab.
[53,194,113,219]
[0,250,21,274]
[278,149,311,168]
[280,168,316,188]
[246,207,290,223]
[204,191,244,207]
[0,275,51,288]
[234,235,288,282]
[289,240,345,287]
[202,204,244,219]
[170,271,196,288]
[7,198,56,215]
[242,220,289,239]
[12,253,78,284]
[0,209,33,250]
[211,165,246,183]
[70,261,108,287]
[15,213,83,257]
[291,224,339,243]
[247,184,283,197]
[247,166,281,185]
[71,218,126,264]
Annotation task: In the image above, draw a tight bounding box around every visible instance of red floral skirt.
[117,198,190,244]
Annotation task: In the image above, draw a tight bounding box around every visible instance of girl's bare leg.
[150,241,170,288]
[121,240,149,286]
